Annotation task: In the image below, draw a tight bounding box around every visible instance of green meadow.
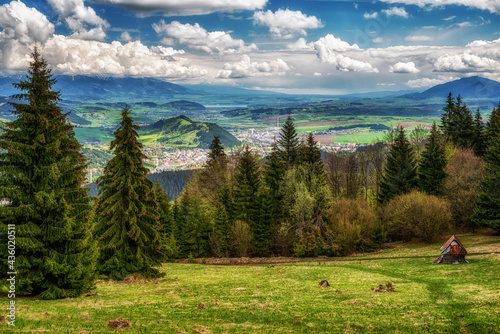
[1,231,498,333]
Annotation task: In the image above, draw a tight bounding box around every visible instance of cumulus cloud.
[287,38,311,50]
[153,20,257,54]
[382,7,409,18]
[252,9,323,39]
[379,0,500,14]
[434,53,498,72]
[92,0,267,16]
[364,12,379,19]
[0,1,55,70]
[405,35,434,42]
[120,31,133,43]
[389,61,420,73]
[48,0,109,40]
[40,35,206,78]
[406,76,457,88]
[217,55,290,78]
[311,34,379,73]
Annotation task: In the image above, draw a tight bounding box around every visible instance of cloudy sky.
[1,0,500,94]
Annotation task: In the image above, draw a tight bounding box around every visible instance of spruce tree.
[277,116,300,167]
[472,130,500,231]
[378,126,418,204]
[298,132,325,182]
[485,103,500,147]
[0,48,96,299]
[207,135,227,167]
[264,141,285,219]
[472,109,486,157]
[94,107,167,279]
[418,123,447,195]
[233,146,270,255]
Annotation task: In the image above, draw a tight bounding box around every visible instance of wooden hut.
[433,235,468,264]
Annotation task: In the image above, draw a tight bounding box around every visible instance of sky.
[0,0,500,94]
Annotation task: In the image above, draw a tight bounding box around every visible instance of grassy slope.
[1,231,498,333]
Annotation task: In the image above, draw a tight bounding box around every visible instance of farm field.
[1,231,498,333]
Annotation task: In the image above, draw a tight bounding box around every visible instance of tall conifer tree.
[277,116,300,167]
[418,123,447,195]
[0,48,96,299]
[95,107,167,279]
[378,126,418,204]
[472,109,486,157]
[472,130,500,231]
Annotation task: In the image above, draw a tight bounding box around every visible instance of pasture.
[1,231,498,333]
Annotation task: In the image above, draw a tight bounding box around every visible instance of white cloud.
[389,61,420,73]
[153,20,257,54]
[405,35,434,42]
[434,53,498,72]
[41,35,206,78]
[311,34,379,73]
[372,37,385,43]
[379,0,500,14]
[382,7,409,18]
[364,12,379,19]
[92,0,268,16]
[0,1,55,70]
[252,9,323,39]
[287,38,312,50]
[120,31,133,43]
[48,0,109,40]
[406,76,457,88]
[443,15,456,21]
[217,55,290,78]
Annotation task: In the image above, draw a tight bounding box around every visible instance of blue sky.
[1,0,500,94]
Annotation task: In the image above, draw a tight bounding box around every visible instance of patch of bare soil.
[372,282,396,292]
[261,114,298,122]
[314,134,338,145]
[108,318,132,329]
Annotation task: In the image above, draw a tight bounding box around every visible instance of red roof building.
[434,235,468,264]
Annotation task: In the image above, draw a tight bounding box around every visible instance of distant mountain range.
[0,75,192,100]
[1,74,500,101]
[403,76,500,100]
[140,115,240,149]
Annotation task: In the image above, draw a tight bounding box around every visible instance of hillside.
[140,115,240,148]
[404,76,500,100]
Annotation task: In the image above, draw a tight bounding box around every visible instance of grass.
[1,232,498,333]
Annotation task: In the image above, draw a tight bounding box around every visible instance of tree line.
[1,50,499,300]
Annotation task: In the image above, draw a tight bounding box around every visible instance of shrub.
[442,148,485,230]
[381,190,452,242]
[328,198,376,255]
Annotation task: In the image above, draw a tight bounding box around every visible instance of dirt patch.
[108,318,132,329]
[314,134,338,145]
[372,282,396,292]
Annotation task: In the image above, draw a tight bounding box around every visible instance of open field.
[1,231,498,333]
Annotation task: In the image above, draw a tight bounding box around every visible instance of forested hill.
[86,169,195,200]
[140,115,240,148]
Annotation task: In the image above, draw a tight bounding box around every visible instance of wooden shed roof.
[440,235,467,254]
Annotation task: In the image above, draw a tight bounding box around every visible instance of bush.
[442,148,486,231]
[328,198,376,255]
[381,190,452,242]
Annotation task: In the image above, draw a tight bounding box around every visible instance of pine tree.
[485,103,500,147]
[264,140,285,219]
[277,116,300,167]
[418,123,447,195]
[440,94,474,148]
[472,109,486,157]
[298,132,325,184]
[0,48,96,299]
[94,107,167,279]
[207,135,227,168]
[233,146,270,255]
[378,126,418,204]
[472,130,500,231]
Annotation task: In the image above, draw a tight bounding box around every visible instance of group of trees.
[1,51,499,300]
